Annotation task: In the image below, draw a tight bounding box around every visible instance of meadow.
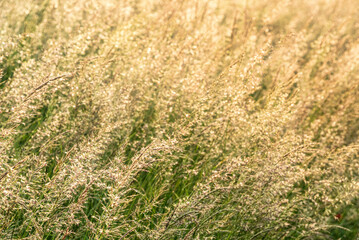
[0,0,359,239]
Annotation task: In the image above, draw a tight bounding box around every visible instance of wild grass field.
[0,0,359,239]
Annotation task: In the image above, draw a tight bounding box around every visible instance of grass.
[1,0,359,239]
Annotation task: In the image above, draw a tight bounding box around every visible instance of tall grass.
[1,0,359,239]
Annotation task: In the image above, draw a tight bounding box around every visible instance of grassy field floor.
[1,0,359,239]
